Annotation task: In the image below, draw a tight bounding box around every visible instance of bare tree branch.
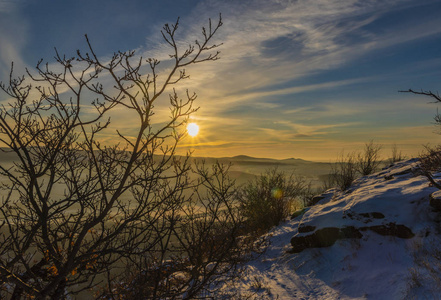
[0,14,250,300]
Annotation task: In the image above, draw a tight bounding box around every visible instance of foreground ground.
[220,159,441,299]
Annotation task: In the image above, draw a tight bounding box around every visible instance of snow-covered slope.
[221,159,441,299]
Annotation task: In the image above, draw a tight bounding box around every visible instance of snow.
[219,159,441,299]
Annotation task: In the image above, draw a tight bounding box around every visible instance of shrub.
[324,141,382,192]
[356,140,382,176]
[418,145,441,189]
[389,143,405,164]
[326,151,358,191]
[237,168,308,233]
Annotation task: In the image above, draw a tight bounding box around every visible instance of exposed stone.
[394,168,414,176]
[371,212,386,219]
[340,226,363,239]
[359,212,385,219]
[344,211,385,223]
[310,195,325,206]
[291,227,340,253]
[291,223,413,253]
[430,191,441,211]
[343,211,354,219]
[384,174,394,181]
[291,226,362,253]
[298,224,316,233]
[365,223,414,239]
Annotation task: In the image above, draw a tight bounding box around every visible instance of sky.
[1,0,441,161]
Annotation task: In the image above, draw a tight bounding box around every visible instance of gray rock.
[430,190,441,211]
[291,226,362,253]
[291,223,413,253]
[298,224,316,233]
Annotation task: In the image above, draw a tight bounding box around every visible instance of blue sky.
[1,0,441,161]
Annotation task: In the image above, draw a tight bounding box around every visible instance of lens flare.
[271,188,283,199]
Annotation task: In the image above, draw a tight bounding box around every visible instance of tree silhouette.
[401,88,441,189]
[0,15,249,299]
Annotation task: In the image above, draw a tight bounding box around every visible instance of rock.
[430,191,441,211]
[344,211,385,223]
[364,223,414,239]
[291,223,413,253]
[309,195,325,206]
[291,227,340,253]
[371,212,386,219]
[359,212,385,219]
[384,174,394,181]
[298,224,315,233]
[340,226,363,239]
[291,226,362,253]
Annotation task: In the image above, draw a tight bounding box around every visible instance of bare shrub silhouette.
[325,151,358,191]
[417,145,441,189]
[237,168,311,233]
[323,141,382,192]
[356,140,382,176]
[389,143,405,164]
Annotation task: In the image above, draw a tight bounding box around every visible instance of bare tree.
[401,89,441,131]
[97,161,254,300]
[401,89,441,189]
[356,140,382,176]
[0,15,248,299]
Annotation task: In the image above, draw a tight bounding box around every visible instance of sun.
[186,122,199,137]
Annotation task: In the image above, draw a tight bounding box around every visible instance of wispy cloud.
[0,0,21,13]
[139,0,441,114]
[0,1,29,79]
[2,0,439,159]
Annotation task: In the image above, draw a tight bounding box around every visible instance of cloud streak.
[1,0,440,160]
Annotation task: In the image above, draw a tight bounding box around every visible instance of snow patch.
[219,158,441,299]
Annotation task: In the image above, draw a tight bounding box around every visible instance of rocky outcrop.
[342,210,385,223]
[363,223,414,239]
[309,195,325,206]
[430,190,441,211]
[297,224,315,233]
[291,226,362,253]
[291,222,414,253]
[289,158,434,254]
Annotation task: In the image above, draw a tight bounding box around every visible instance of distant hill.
[230,155,259,160]
[226,155,279,162]
[222,155,313,164]
[0,149,332,186]
[187,155,332,186]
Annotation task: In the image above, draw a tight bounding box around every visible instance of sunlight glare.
[187,122,199,137]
